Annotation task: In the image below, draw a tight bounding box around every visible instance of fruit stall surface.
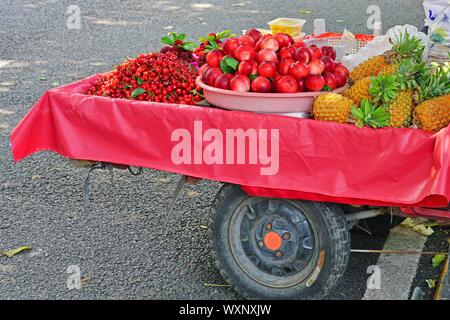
[11,74,450,210]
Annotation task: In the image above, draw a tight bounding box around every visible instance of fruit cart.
[10,73,450,300]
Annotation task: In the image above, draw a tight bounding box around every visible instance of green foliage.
[131,88,145,98]
[220,56,239,73]
[392,32,425,63]
[416,65,450,103]
[352,99,390,128]
[369,74,399,105]
[161,32,197,52]
[432,254,446,268]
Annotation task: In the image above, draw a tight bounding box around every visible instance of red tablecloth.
[11,75,450,208]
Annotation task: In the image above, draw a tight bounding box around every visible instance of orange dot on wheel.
[263,232,282,251]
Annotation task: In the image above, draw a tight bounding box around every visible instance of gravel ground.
[0,0,440,300]
[410,227,450,300]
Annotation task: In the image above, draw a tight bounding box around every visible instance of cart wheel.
[209,184,351,300]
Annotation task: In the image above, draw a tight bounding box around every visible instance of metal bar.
[346,209,385,222]
[171,175,187,205]
[351,249,448,256]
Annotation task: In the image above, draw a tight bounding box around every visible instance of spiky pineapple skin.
[313,93,355,123]
[349,56,389,82]
[414,94,450,131]
[379,63,398,76]
[343,77,372,105]
[389,90,414,128]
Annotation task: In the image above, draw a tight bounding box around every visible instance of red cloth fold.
[10,75,450,210]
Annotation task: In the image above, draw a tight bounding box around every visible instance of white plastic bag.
[342,25,429,70]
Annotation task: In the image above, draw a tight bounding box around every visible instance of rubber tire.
[209,184,351,300]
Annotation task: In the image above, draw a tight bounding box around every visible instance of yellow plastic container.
[268,18,306,37]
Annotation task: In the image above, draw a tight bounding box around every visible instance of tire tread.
[209,184,351,300]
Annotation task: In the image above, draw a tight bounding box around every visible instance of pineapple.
[414,66,450,131]
[389,90,414,128]
[351,99,390,129]
[414,95,450,132]
[369,74,399,104]
[415,66,450,104]
[385,32,425,64]
[343,76,372,105]
[312,93,355,123]
[414,95,450,131]
[379,63,398,76]
[349,56,389,82]
[349,32,425,82]
[369,61,419,128]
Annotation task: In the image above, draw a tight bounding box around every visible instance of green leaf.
[361,99,371,115]
[131,88,145,98]
[426,279,436,289]
[224,57,238,69]
[134,76,143,86]
[220,61,234,73]
[432,254,446,268]
[249,74,258,82]
[351,107,364,119]
[217,29,236,39]
[217,30,229,38]
[2,246,32,257]
[351,107,365,128]
[369,74,399,104]
[181,41,197,52]
[161,36,173,45]
[220,56,239,73]
[352,100,389,129]
[205,40,220,53]
[322,85,332,92]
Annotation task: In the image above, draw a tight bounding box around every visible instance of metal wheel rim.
[228,198,320,288]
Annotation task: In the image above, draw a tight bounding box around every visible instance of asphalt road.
[0,0,439,300]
